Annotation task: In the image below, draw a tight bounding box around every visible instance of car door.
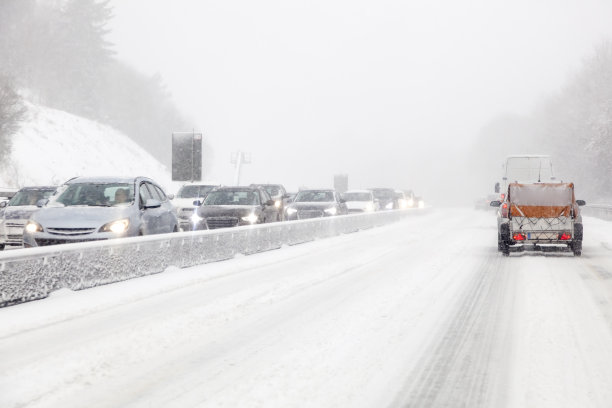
[151,184,177,233]
[259,189,277,222]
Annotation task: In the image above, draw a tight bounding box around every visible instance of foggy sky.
[108,0,612,203]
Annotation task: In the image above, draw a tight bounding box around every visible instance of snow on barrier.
[581,204,612,221]
[0,208,428,307]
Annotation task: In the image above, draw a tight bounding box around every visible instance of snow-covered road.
[2,209,612,408]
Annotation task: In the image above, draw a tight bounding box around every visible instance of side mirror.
[144,198,162,209]
[265,199,275,206]
[0,201,7,209]
[36,199,48,208]
[339,198,346,204]
[576,200,586,206]
[193,199,202,206]
[490,200,501,207]
[167,193,175,200]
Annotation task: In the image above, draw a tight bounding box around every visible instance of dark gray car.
[186,186,280,230]
[0,186,57,249]
[22,176,178,247]
[284,189,348,220]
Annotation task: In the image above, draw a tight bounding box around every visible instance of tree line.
[470,41,612,201]
[0,0,195,170]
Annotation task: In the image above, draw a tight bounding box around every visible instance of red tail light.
[513,233,526,241]
[500,193,506,200]
[559,232,572,240]
[502,203,508,209]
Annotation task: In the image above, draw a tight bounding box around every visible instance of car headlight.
[191,212,203,224]
[407,198,415,207]
[418,200,425,209]
[324,207,337,215]
[385,202,394,210]
[100,219,130,233]
[274,200,282,208]
[286,207,297,215]
[365,203,374,212]
[25,221,43,233]
[241,213,259,223]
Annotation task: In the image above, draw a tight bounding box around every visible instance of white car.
[172,182,220,229]
[342,190,379,213]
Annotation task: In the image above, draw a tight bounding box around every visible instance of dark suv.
[188,186,280,230]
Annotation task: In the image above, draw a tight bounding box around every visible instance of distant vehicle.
[403,189,416,208]
[249,183,290,220]
[285,189,348,220]
[369,188,398,210]
[173,182,219,226]
[475,193,500,210]
[0,186,57,249]
[491,182,585,256]
[188,186,280,230]
[394,190,409,209]
[22,176,178,247]
[0,187,18,205]
[342,190,379,213]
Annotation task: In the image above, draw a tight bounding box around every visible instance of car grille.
[298,210,324,219]
[205,217,239,229]
[35,238,107,246]
[7,234,23,241]
[6,221,25,227]
[46,227,97,236]
[179,208,196,218]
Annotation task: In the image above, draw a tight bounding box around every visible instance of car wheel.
[572,241,582,256]
[173,225,178,233]
[0,244,4,251]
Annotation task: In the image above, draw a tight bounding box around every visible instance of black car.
[370,188,398,210]
[284,189,348,220]
[187,186,280,230]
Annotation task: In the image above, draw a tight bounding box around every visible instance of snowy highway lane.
[2,209,612,408]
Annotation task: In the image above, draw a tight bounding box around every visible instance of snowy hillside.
[1,103,173,190]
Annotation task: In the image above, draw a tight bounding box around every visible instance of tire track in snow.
[391,250,514,408]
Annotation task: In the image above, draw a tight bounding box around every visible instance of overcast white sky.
[109,0,612,202]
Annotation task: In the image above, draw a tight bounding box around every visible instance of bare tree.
[0,77,26,163]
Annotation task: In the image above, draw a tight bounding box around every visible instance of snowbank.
[1,103,172,190]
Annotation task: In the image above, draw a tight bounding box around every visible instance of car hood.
[31,206,132,228]
[173,198,200,209]
[2,205,40,220]
[198,205,259,217]
[345,201,369,210]
[288,202,336,210]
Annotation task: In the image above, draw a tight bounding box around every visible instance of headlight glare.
[241,213,259,223]
[25,221,43,233]
[324,207,337,215]
[286,207,297,215]
[100,219,129,233]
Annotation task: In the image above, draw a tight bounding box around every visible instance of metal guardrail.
[581,204,612,221]
[0,209,428,307]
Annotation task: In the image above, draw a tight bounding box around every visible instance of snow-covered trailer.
[497,182,585,256]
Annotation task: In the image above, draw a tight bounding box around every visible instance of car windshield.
[55,183,135,207]
[177,185,215,198]
[343,192,371,201]
[262,186,281,197]
[371,189,394,199]
[8,188,55,206]
[294,191,334,202]
[203,190,260,206]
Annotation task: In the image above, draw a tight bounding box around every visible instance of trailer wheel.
[572,241,582,256]
[497,235,503,251]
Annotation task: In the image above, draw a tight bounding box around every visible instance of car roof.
[344,189,372,194]
[64,176,142,184]
[18,186,57,191]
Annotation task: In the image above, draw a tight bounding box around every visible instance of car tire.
[0,244,4,251]
[572,241,582,256]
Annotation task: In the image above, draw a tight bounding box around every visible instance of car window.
[139,183,153,207]
[9,188,55,206]
[56,183,133,207]
[260,189,271,203]
[152,184,167,202]
[294,191,334,202]
[204,190,260,205]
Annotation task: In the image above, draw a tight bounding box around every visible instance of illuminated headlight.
[407,198,414,207]
[241,213,259,223]
[286,207,297,215]
[274,200,282,208]
[418,200,425,208]
[324,207,337,215]
[100,219,129,234]
[191,212,203,224]
[385,202,394,210]
[365,203,374,212]
[25,221,43,233]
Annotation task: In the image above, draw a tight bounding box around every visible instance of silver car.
[23,176,178,247]
[0,186,57,249]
